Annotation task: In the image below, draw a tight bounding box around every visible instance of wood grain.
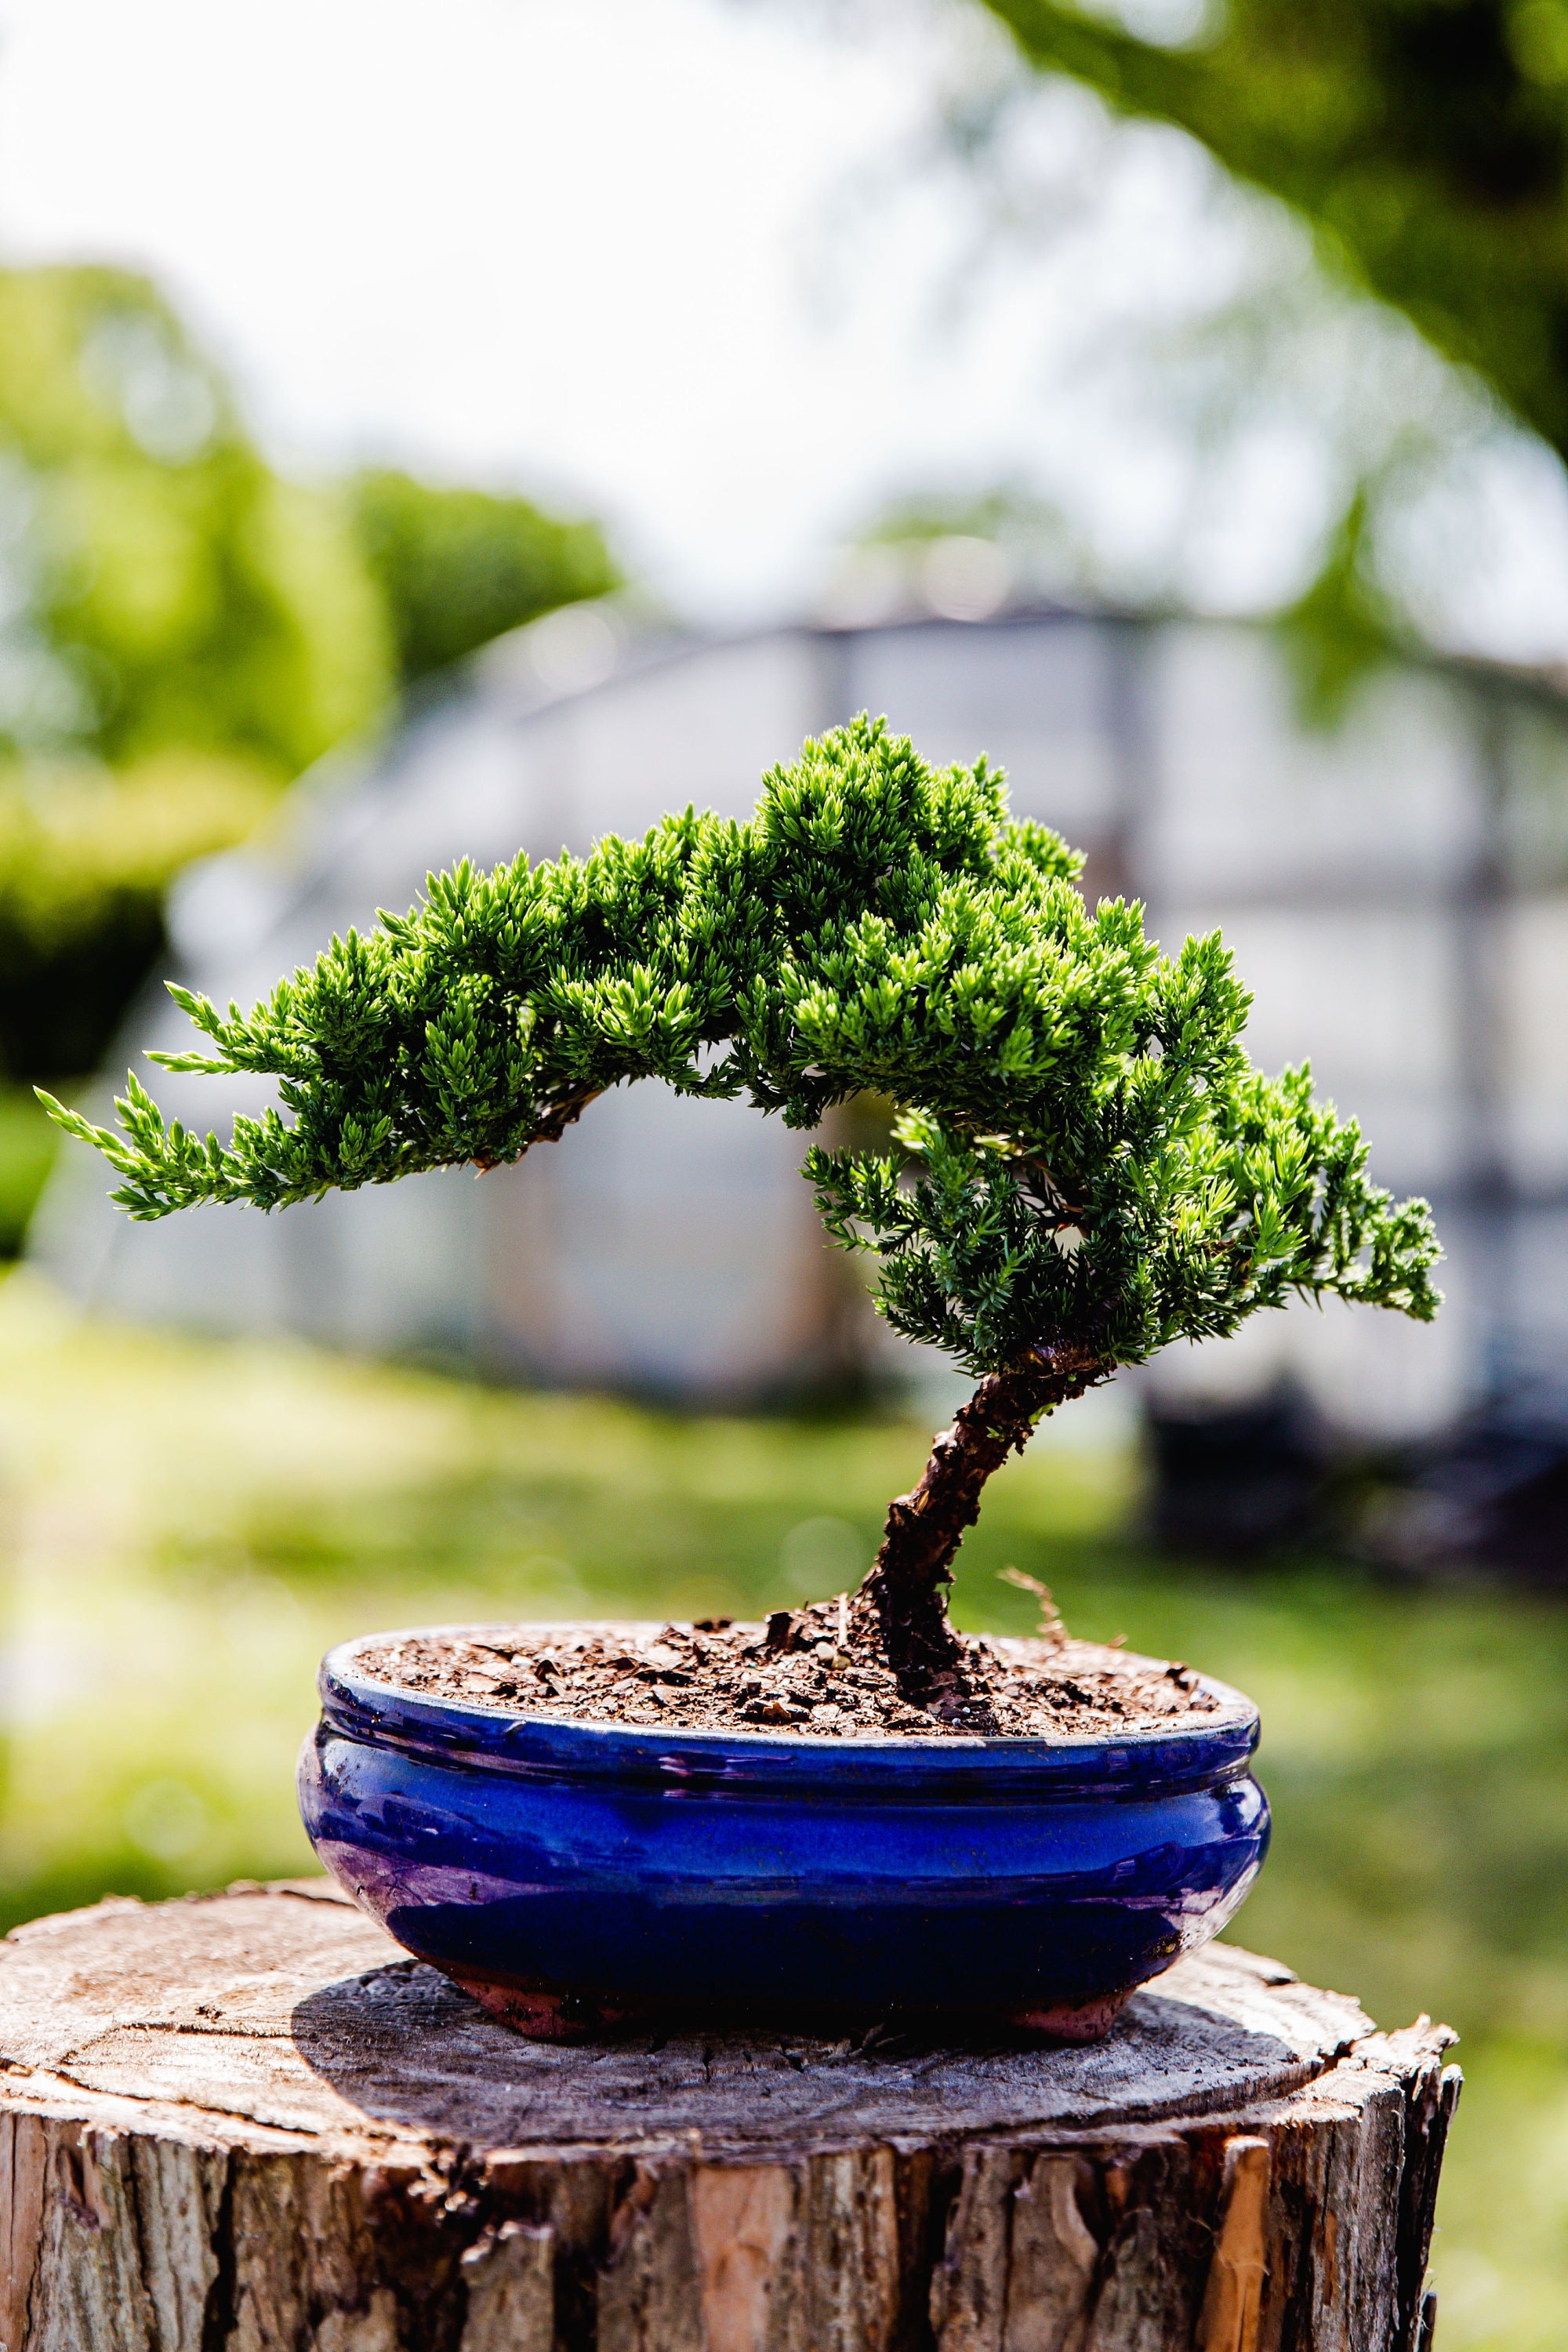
[0,1882,1459,2350]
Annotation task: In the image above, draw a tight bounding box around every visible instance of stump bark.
[0,1880,1458,2352]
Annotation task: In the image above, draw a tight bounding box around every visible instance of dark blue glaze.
[299,1628,1269,2024]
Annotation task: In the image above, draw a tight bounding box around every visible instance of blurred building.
[32,604,1568,1446]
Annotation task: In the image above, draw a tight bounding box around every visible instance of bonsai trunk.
[856,1338,1112,1694]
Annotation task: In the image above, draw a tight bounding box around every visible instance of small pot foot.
[440,1965,637,2042]
[1003,1988,1132,2044]
[437,1965,1134,2045]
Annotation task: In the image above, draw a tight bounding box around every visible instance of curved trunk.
[856,1340,1112,1694]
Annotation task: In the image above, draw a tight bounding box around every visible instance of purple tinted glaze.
[299,1628,1270,2024]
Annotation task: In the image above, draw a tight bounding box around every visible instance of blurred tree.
[350,470,619,691]
[0,264,391,1079]
[0,266,389,775]
[0,269,618,1087]
[1274,485,1410,717]
[0,754,275,1080]
[982,0,1568,466]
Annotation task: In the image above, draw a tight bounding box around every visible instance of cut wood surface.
[0,1881,1460,2351]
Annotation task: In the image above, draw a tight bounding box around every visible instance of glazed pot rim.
[318,1624,1261,1799]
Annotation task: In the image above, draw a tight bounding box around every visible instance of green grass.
[0,1267,1558,2346]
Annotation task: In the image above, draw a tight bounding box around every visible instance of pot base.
[306,1624,1269,2043]
[437,1961,1134,2046]
[1005,1989,1133,2043]
[441,1963,638,2042]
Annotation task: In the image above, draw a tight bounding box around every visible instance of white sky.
[0,0,1028,620]
[5,0,1568,655]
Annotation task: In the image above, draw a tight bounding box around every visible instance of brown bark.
[532,1084,602,1147]
[858,1341,1112,1690]
[0,1882,1459,2351]
[474,1086,601,1172]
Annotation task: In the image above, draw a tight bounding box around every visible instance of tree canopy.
[0,273,621,764]
[983,0,1568,465]
[0,267,619,1078]
[45,716,1439,1381]
[0,266,388,777]
[350,470,619,691]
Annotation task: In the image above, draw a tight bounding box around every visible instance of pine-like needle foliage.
[42,716,1439,1377]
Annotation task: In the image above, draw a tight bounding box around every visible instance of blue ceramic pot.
[299,1626,1269,2042]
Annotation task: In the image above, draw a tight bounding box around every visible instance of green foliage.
[0,263,396,1074]
[811,1058,1436,1375]
[0,1089,60,1254]
[985,0,1568,463]
[0,753,272,1076]
[350,469,619,689]
[48,715,1439,1381]
[0,266,390,775]
[0,274,620,1079]
[1276,488,1406,722]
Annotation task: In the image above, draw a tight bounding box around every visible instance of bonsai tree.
[42,716,1439,1698]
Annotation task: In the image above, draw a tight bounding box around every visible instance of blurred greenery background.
[0,263,616,1084]
[0,1266,1552,2350]
[5,1,1568,2342]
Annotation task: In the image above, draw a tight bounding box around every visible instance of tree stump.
[0,1880,1458,2352]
